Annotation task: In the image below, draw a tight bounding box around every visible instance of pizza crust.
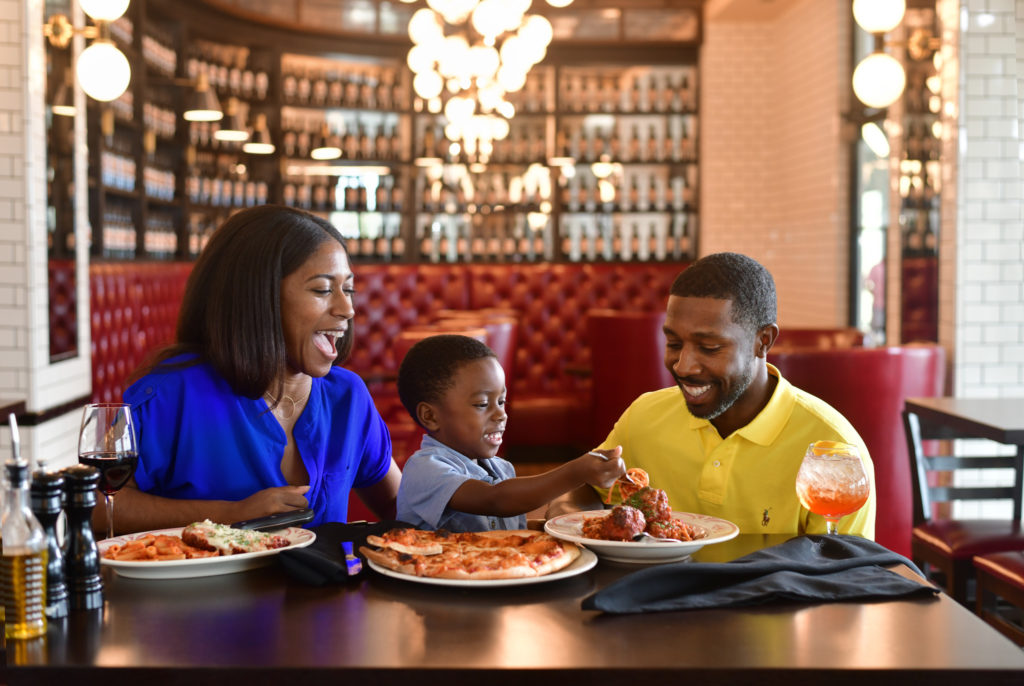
[359,528,581,580]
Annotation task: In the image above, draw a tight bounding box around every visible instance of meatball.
[624,487,672,523]
[583,505,646,541]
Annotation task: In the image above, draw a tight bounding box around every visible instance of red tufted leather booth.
[587,309,674,446]
[768,344,946,557]
[89,262,193,403]
[49,259,79,360]
[89,261,688,455]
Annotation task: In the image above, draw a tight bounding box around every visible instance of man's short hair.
[670,252,777,333]
[397,334,497,426]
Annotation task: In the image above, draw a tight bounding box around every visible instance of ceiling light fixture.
[183,72,223,122]
[213,97,249,142]
[243,113,275,154]
[406,0,571,160]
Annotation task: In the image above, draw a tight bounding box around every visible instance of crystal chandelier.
[404,0,570,161]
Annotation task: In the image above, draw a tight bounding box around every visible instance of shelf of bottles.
[898,9,942,260]
[279,53,410,262]
[555,65,698,263]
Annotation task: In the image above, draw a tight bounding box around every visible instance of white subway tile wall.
[702,0,850,327]
[951,0,1024,518]
[1,0,93,466]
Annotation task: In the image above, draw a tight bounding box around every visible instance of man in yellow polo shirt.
[551,252,875,537]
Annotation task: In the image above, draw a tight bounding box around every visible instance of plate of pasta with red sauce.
[543,470,739,563]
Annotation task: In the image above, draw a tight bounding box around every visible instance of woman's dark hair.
[136,205,353,399]
[670,252,777,334]
[397,334,496,428]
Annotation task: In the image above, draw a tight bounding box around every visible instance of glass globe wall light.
[851,0,906,109]
[44,0,132,103]
[403,0,572,162]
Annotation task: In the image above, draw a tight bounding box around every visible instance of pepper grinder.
[31,470,69,620]
[62,464,103,611]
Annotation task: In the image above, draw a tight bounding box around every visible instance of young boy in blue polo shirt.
[395,334,625,532]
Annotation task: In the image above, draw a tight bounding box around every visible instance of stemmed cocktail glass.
[795,440,870,535]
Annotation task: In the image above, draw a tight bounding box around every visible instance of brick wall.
[702,0,850,327]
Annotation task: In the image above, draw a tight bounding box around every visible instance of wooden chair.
[902,408,1024,604]
[974,551,1024,645]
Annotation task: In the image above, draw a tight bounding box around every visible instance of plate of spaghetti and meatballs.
[544,470,739,563]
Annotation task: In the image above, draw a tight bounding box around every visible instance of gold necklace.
[264,382,311,420]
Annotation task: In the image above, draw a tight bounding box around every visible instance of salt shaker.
[62,464,103,611]
[31,470,69,619]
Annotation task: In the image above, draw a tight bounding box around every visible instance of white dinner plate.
[99,526,316,579]
[365,547,598,587]
[544,511,739,564]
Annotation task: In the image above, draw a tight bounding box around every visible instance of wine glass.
[78,403,138,540]
[795,440,870,535]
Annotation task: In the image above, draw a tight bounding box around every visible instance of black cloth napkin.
[278,520,413,587]
[582,534,939,614]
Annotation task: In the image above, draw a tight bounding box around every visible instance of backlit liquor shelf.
[84,0,702,264]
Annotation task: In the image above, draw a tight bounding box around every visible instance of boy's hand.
[579,445,626,488]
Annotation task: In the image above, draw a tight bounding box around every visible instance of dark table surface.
[8,533,1024,686]
[905,397,1024,444]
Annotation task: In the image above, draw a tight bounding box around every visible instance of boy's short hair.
[670,252,777,334]
[397,334,497,426]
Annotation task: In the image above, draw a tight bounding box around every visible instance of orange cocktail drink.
[795,440,869,533]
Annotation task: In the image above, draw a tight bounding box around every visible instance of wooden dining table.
[7,532,1024,686]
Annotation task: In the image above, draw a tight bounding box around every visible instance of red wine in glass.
[78,403,138,540]
[78,451,139,496]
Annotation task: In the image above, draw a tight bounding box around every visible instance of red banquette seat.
[769,344,946,558]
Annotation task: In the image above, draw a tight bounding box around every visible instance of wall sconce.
[851,0,942,110]
[44,0,131,103]
[851,0,906,109]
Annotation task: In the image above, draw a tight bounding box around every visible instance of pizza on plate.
[359,528,581,580]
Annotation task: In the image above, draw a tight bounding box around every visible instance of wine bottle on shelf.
[672,212,688,259]
[626,176,639,212]
[312,70,327,106]
[654,217,669,261]
[630,76,642,112]
[601,75,616,113]
[360,73,376,109]
[648,124,661,162]
[636,220,652,261]
[637,173,651,212]
[671,174,686,211]
[297,69,312,104]
[327,69,343,107]
[627,124,641,162]
[619,220,634,261]
[654,72,669,113]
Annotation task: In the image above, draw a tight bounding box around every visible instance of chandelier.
[404,0,571,161]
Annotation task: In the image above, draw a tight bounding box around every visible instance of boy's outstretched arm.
[448,446,624,518]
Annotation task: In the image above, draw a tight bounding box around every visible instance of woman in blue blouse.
[97,205,401,534]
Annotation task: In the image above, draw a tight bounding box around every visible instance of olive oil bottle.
[1,414,48,639]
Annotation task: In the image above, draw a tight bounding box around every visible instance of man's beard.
[675,362,755,421]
